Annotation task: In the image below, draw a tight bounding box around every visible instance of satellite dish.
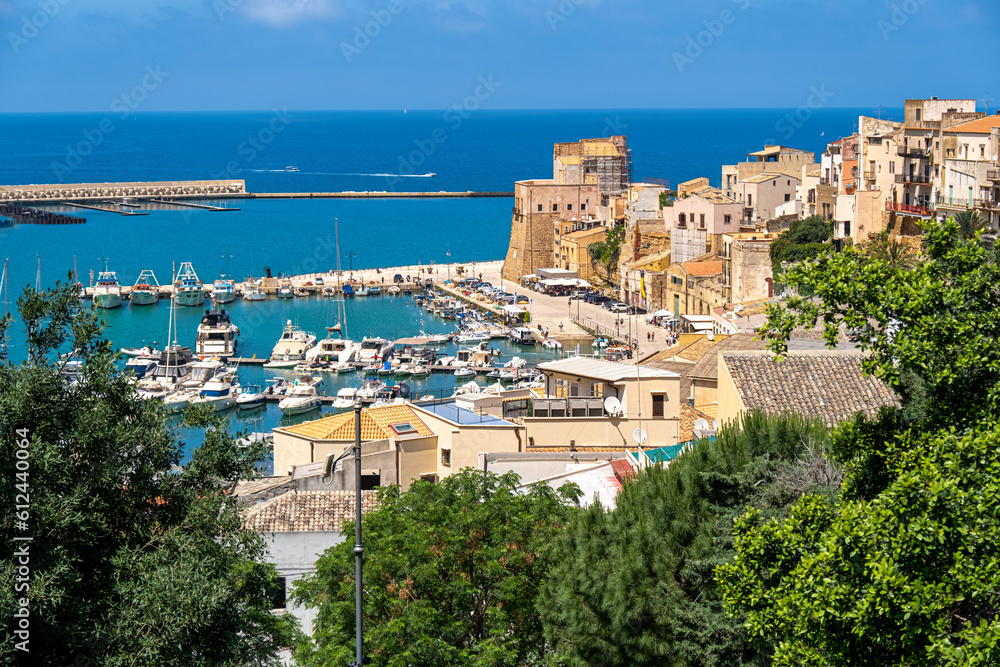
[694,418,710,431]
[713,419,720,429]
[604,396,622,416]
[734,303,744,313]
[632,428,648,445]
[707,332,715,341]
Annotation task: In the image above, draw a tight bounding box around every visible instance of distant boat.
[284,166,299,172]
[94,259,123,310]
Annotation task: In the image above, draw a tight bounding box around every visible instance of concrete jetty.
[63,202,149,216]
[150,199,240,211]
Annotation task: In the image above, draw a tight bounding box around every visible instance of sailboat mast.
[334,218,348,340]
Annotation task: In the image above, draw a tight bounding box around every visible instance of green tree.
[784,216,832,245]
[718,217,1000,665]
[0,280,295,666]
[539,411,837,667]
[292,470,581,667]
[954,209,988,240]
[718,413,1000,667]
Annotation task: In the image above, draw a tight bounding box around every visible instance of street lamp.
[352,401,365,667]
[345,251,357,274]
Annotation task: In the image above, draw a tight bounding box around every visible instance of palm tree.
[871,238,918,270]
[954,210,989,240]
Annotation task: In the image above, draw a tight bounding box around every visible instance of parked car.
[569,290,588,300]
[497,294,516,304]
[478,282,492,291]
[611,303,631,313]
[586,294,609,304]
[628,306,648,315]
[515,295,530,304]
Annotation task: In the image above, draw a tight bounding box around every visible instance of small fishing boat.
[130,269,160,306]
[410,365,431,378]
[394,364,413,377]
[211,276,237,304]
[174,262,205,307]
[542,338,563,350]
[387,285,401,295]
[356,286,370,297]
[454,367,476,380]
[93,260,123,310]
[277,281,295,299]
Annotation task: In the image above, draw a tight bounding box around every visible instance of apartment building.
[736,173,801,225]
[722,145,816,200]
[936,114,1000,227]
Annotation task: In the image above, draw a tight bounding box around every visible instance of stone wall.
[0,179,247,202]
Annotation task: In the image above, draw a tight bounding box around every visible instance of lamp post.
[352,402,365,667]
[345,251,357,275]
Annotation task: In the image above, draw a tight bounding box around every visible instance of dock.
[63,202,149,216]
[150,198,240,211]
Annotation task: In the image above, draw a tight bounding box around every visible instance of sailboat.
[93,258,123,309]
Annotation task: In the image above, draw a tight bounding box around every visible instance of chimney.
[633,227,642,262]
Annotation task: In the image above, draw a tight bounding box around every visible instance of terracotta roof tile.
[946,116,1000,134]
[686,333,767,381]
[244,490,378,532]
[723,352,900,426]
[675,337,718,363]
[279,405,434,441]
[681,261,724,277]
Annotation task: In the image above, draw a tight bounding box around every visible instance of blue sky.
[1,0,997,112]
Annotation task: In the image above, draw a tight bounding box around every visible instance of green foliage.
[660,191,673,208]
[0,281,294,666]
[539,411,837,667]
[292,470,582,667]
[769,216,833,271]
[869,238,918,271]
[721,215,1000,665]
[954,209,988,240]
[784,216,832,245]
[761,217,1000,428]
[588,224,625,270]
[718,415,1000,666]
[778,243,829,265]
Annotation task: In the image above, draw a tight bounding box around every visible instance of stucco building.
[722,145,816,200]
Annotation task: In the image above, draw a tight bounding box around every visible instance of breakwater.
[0,203,86,225]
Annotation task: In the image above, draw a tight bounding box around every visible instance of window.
[389,422,418,436]
[748,194,753,207]
[784,194,791,202]
[787,180,791,185]
[552,203,559,212]
[700,213,706,228]
[652,394,665,417]
[567,203,573,211]
[590,382,604,398]
[441,449,452,468]
[671,275,683,286]
[981,144,987,158]
[889,161,895,174]
[537,204,543,212]
[915,108,922,122]
[581,203,587,210]
[564,226,569,234]
[678,213,686,224]
[724,214,732,224]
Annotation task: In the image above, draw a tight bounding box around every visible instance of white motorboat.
[120,346,154,357]
[264,377,290,397]
[387,285,401,294]
[357,337,392,364]
[357,379,386,403]
[192,373,240,412]
[181,359,227,389]
[265,320,317,367]
[194,307,240,358]
[124,357,157,381]
[334,362,356,374]
[279,384,322,416]
[453,381,481,396]
[411,365,430,378]
[455,332,490,344]
[420,331,451,344]
[454,367,476,379]
[305,327,356,364]
[237,384,267,410]
[543,338,563,349]
[394,363,413,377]
[332,387,359,410]
[163,388,199,414]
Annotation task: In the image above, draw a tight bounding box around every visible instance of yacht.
[93,262,123,309]
[278,384,322,416]
[420,331,451,345]
[357,378,386,403]
[242,279,266,302]
[124,357,157,381]
[508,327,537,345]
[265,321,317,368]
[181,359,227,390]
[194,308,240,358]
[304,327,356,364]
[332,387,358,411]
[174,262,205,307]
[163,388,200,414]
[357,337,392,364]
[211,276,237,304]
[130,269,160,306]
[192,373,240,412]
[237,384,267,410]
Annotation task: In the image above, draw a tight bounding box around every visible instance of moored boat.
[174,262,205,307]
[194,307,240,358]
[93,261,123,310]
[278,384,322,416]
[130,269,160,306]
[211,276,237,304]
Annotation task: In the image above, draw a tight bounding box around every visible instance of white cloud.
[239,0,340,26]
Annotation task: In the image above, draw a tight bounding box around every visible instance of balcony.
[532,397,608,418]
[898,147,929,159]
[935,195,1000,210]
[885,201,931,216]
[988,170,1000,182]
[894,174,931,184]
[864,170,877,180]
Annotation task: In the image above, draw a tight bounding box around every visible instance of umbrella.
[653,309,672,317]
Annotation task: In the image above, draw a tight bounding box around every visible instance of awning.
[522,274,538,280]
[501,305,526,314]
[652,309,672,317]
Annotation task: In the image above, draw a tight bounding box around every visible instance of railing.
[531,397,607,418]
[819,177,832,186]
[898,148,929,159]
[988,170,1000,182]
[570,315,637,347]
[894,174,931,184]
[863,170,877,180]
[935,195,1000,210]
[885,201,931,216]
